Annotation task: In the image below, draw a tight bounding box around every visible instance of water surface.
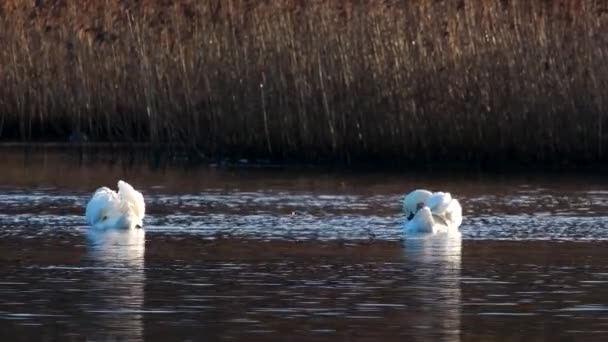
[1,151,608,341]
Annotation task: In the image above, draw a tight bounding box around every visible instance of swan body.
[85,180,145,230]
[403,189,462,235]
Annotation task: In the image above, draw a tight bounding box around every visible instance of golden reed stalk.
[0,0,607,166]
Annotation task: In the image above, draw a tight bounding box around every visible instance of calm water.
[1,151,608,341]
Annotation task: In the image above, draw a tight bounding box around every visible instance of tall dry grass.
[1,0,608,166]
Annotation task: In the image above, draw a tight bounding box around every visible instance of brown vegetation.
[1,0,608,166]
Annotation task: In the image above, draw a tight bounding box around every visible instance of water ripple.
[0,188,607,241]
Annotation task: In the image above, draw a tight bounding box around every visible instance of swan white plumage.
[85,180,145,230]
[403,189,462,235]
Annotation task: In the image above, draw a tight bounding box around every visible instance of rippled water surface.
[2,151,608,341]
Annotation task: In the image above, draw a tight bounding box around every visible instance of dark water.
[1,151,608,341]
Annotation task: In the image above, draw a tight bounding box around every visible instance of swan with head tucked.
[85,180,145,230]
[403,189,462,235]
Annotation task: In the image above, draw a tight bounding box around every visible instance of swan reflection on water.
[402,231,462,341]
[85,228,146,340]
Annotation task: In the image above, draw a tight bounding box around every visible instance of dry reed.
[1,0,608,167]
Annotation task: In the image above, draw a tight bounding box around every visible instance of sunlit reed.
[1,1,607,165]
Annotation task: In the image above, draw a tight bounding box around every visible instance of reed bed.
[1,0,607,166]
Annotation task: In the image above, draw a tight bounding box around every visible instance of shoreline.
[4,142,608,173]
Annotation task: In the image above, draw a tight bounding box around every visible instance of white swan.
[85,180,145,230]
[403,189,462,235]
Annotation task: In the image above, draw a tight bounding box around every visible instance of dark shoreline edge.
[4,142,608,174]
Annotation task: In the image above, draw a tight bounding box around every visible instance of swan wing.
[85,187,119,226]
[427,192,452,215]
[444,198,463,228]
[117,180,145,220]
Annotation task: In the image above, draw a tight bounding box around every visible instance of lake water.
[1,150,608,341]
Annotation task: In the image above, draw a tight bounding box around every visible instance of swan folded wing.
[117,180,145,219]
[444,198,463,228]
[432,213,449,227]
[427,192,452,215]
[85,187,119,225]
